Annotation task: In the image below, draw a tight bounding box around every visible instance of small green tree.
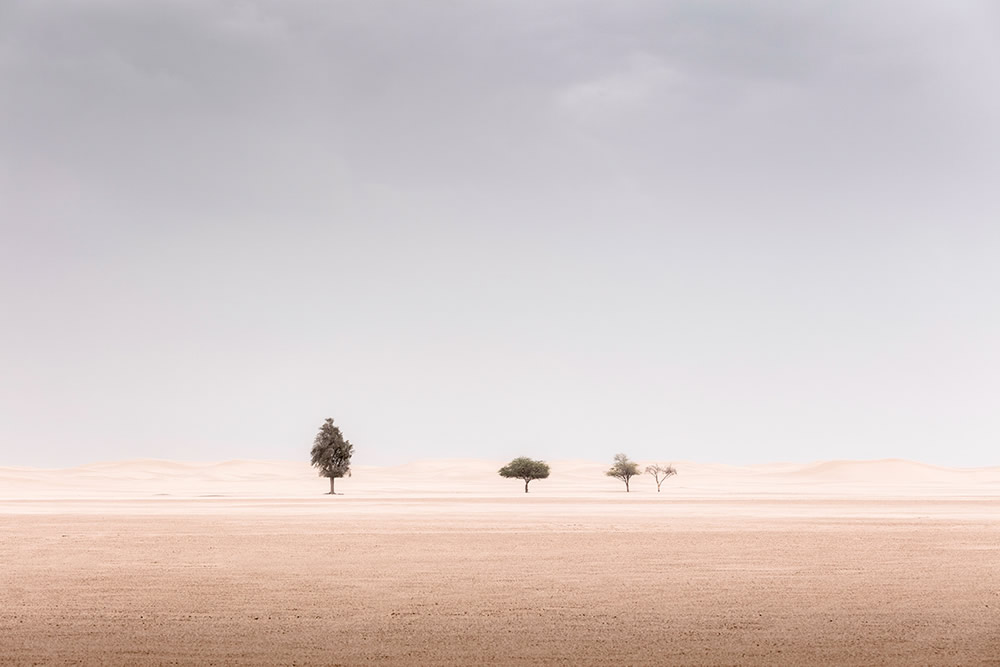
[606,453,640,492]
[498,457,550,493]
[645,463,677,492]
[310,418,354,494]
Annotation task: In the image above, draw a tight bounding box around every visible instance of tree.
[645,463,678,492]
[310,418,354,494]
[606,453,640,492]
[498,457,551,493]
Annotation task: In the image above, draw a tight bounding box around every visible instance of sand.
[2,459,999,665]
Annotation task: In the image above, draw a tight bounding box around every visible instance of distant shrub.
[499,457,550,493]
[606,453,640,492]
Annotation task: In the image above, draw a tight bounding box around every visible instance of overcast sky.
[2,1,999,467]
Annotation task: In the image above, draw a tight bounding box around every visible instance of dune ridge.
[1,457,998,500]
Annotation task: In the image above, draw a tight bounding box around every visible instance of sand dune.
[4,458,999,664]
[1,457,997,501]
[790,458,997,482]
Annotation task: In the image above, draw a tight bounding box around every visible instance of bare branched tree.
[645,463,677,492]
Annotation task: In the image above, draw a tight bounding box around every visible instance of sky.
[2,0,999,467]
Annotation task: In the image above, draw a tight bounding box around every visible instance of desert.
[2,459,999,665]
[7,1,999,664]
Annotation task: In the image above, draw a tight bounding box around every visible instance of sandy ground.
[2,460,999,665]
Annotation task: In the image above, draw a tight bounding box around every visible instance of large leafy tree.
[606,453,640,492]
[310,418,354,494]
[498,457,550,493]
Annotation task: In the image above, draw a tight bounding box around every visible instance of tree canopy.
[310,418,354,494]
[606,453,640,492]
[498,457,550,493]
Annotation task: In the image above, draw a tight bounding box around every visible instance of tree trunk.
[524,479,530,493]
[657,482,662,492]
[329,476,336,494]
[625,478,630,492]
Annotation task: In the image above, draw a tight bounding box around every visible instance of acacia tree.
[645,463,678,492]
[498,457,550,493]
[310,418,354,495]
[606,453,640,492]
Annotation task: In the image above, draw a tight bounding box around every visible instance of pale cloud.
[556,53,685,121]
[1,1,998,466]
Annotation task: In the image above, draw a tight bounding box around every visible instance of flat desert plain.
[2,459,999,665]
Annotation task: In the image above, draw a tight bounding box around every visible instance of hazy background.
[2,1,998,467]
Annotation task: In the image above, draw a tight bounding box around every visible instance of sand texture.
[2,459,999,665]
